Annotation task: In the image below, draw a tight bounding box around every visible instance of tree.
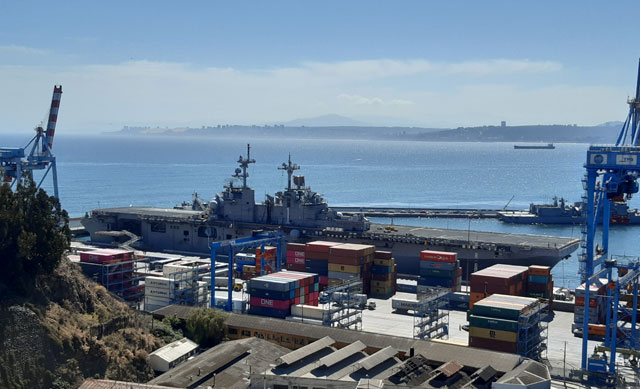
[0,178,70,296]
[185,308,226,347]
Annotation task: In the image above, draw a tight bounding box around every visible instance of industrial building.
[148,337,290,388]
[149,337,199,372]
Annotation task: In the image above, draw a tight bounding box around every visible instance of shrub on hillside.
[0,178,70,296]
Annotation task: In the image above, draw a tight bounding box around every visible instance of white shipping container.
[145,286,174,298]
[290,304,325,320]
[145,276,176,290]
[392,298,420,311]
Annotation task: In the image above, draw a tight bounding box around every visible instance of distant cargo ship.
[513,143,555,150]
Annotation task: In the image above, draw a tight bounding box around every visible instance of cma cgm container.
[419,250,461,292]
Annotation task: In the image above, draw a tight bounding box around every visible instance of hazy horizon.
[1,1,639,134]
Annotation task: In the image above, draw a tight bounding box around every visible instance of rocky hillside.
[0,259,176,389]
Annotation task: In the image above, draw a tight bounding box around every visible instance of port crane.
[580,59,640,376]
[0,85,62,198]
[209,231,284,312]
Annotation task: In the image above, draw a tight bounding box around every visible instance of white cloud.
[338,94,414,106]
[0,44,49,55]
[444,59,562,75]
[0,57,626,133]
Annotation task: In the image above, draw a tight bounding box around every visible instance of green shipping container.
[469,314,519,332]
[420,268,457,279]
[472,304,523,321]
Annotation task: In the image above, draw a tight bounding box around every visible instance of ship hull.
[82,209,579,278]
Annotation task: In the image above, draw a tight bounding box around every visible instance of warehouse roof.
[355,346,396,371]
[79,380,174,389]
[318,340,366,368]
[149,338,289,389]
[277,336,334,366]
[149,338,198,364]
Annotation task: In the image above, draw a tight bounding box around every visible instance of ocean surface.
[4,133,640,288]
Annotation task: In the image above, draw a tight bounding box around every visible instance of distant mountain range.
[112,115,626,143]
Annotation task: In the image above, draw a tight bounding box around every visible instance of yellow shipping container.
[328,263,361,274]
[469,326,517,343]
[373,258,395,267]
[372,280,393,288]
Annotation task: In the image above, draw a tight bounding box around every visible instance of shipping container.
[328,263,362,274]
[469,326,517,343]
[528,265,551,276]
[248,305,289,319]
[328,255,365,266]
[469,336,518,353]
[329,243,376,258]
[419,268,457,278]
[469,314,519,332]
[528,275,549,284]
[290,304,325,320]
[420,250,457,262]
[306,241,341,253]
[327,270,361,281]
[419,260,458,271]
[373,258,395,267]
[374,250,393,260]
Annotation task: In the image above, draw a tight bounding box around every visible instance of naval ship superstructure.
[82,145,580,276]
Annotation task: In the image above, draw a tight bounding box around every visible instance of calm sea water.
[4,133,640,288]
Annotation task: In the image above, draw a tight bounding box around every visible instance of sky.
[1,1,639,133]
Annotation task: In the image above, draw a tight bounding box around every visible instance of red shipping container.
[250,296,291,310]
[469,336,517,354]
[287,250,306,259]
[374,250,393,260]
[287,243,306,251]
[420,250,457,263]
[328,255,364,266]
[294,296,300,305]
[319,276,328,285]
[286,256,306,265]
[575,297,598,307]
[306,241,341,253]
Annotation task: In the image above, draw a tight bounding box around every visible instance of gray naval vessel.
[81,145,580,276]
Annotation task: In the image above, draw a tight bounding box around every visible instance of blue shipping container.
[249,288,294,300]
[528,275,549,284]
[249,306,289,319]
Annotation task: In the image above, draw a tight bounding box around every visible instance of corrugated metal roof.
[318,340,366,368]
[277,336,335,366]
[355,346,397,371]
[149,338,198,363]
[437,360,463,377]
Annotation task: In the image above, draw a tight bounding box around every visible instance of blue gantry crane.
[0,85,63,198]
[580,59,640,375]
[209,231,284,312]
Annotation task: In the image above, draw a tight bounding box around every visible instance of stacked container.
[526,265,554,311]
[248,271,319,319]
[305,241,341,289]
[469,264,528,309]
[234,253,256,275]
[468,294,545,358]
[285,243,306,272]
[328,243,375,293]
[418,250,462,292]
[370,250,397,297]
[573,278,608,332]
[79,249,137,299]
[255,246,277,275]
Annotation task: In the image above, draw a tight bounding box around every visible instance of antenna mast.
[279,153,300,191]
[233,144,256,188]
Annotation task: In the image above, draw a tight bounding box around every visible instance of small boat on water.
[514,143,555,150]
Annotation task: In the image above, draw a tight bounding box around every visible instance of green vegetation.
[0,180,171,388]
[185,308,227,347]
[0,178,70,296]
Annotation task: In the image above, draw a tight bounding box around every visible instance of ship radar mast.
[278,153,300,191]
[233,143,256,188]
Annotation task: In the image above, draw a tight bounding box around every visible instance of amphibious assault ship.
[82,145,579,276]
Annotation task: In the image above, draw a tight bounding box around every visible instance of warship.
[82,145,580,276]
[497,196,640,225]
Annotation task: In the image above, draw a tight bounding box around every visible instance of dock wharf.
[332,206,500,218]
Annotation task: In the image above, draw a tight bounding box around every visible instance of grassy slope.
[0,259,178,389]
